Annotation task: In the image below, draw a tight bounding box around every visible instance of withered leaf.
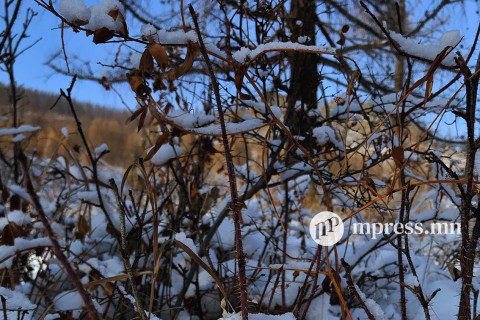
[137,109,147,132]
[153,76,167,92]
[93,27,115,44]
[166,42,199,80]
[364,176,377,194]
[74,215,89,244]
[139,49,154,74]
[391,146,404,168]
[336,33,346,46]
[9,194,20,211]
[425,74,434,105]
[341,25,350,33]
[148,44,169,71]
[1,223,22,246]
[108,9,119,20]
[127,107,145,123]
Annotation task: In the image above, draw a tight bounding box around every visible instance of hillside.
[0,83,143,168]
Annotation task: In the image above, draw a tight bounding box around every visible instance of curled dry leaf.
[127,72,151,97]
[167,42,200,80]
[140,49,154,74]
[148,43,169,71]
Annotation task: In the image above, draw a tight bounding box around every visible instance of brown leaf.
[448,262,462,281]
[75,215,89,244]
[239,92,251,100]
[137,109,147,132]
[166,42,199,80]
[336,33,346,46]
[364,175,377,194]
[139,49,154,74]
[127,107,144,124]
[9,194,20,211]
[425,74,434,105]
[0,223,22,246]
[153,76,167,92]
[341,25,350,33]
[346,70,361,96]
[148,44,169,71]
[391,146,404,168]
[93,27,115,44]
[108,9,119,20]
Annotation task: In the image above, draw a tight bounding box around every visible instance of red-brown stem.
[188,5,249,319]
[16,148,100,320]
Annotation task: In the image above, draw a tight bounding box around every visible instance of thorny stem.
[189,5,249,319]
[16,147,100,320]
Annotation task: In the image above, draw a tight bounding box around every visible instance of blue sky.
[0,0,135,109]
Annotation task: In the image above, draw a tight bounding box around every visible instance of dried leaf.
[93,27,114,44]
[148,44,169,71]
[447,262,462,281]
[0,223,22,246]
[425,74,434,105]
[9,194,20,211]
[391,146,404,168]
[108,9,119,20]
[167,42,199,80]
[364,176,377,194]
[139,49,154,74]
[137,109,147,132]
[74,215,89,244]
[346,69,361,96]
[153,76,167,92]
[341,25,350,33]
[336,33,346,46]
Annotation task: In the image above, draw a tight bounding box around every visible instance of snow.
[130,52,142,68]
[240,100,282,119]
[0,237,51,268]
[8,184,29,200]
[175,232,198,254]
[0,210,31,231]
[166,109,215,128]
[390,30,461,66]
[12,133,25,142]
[61,127,69,138]
[94,143,109,154]
[233,41,335,63]
[156,29,197,44]
[54,291,84,311]
[151,144,183,165]
[0,125,40,136]
[59,0,90,23]
[0,287,36,316]
[141,23,158,38]
[312,126,344,150]
[354,284,386,320]
[85,0,125,33]
[188,119,263,135]
[222,313,296,320]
